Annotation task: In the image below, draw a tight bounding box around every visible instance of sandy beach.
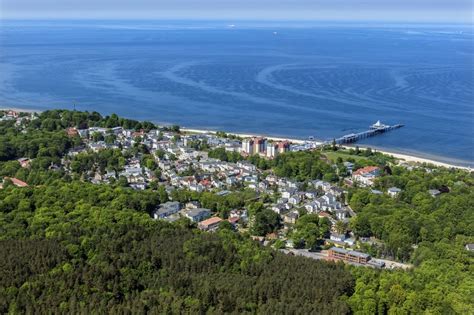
[182,127,471,170]
[181,128,311,145]
[357,147,471,170]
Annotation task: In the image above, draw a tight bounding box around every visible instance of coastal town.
[1,107,473,314]
[1,1,472,310]
[3,109,461,270]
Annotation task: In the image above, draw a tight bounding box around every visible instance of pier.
[329,121,404,145]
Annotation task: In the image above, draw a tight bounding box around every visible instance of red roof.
[227,217,239,224]
[132,130,145,137]
[6,177,28,187]
[199,217,222,227]
[353,166,380,176]
[200,179,211,186]
[7,110,18,117]
[66,127,78,137]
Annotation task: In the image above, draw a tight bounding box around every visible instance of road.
[281,248,412,270]
[281,249,331,261]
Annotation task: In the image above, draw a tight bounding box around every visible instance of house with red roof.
[66,127,79,137]
[1,177,28,189]
[352,166,381,187]
[198,216,223,231]
[17,158,31,168]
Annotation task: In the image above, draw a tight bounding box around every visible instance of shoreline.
[1,106,471,171]
[182,127,472,170]
[181,127,311,145]
[354,147,471,171]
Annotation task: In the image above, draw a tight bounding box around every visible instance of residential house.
[428,189,441,197]
[313,180,332,192]
[184,208,211,222]
[226,176,238,185]
[288,196,301,205]
[330,233,346,242]
[17,158,31,168]
[281,188,297,199]
[198,216,222,231]
[283,211,299,224]
[130,182,147,190]
[66,127,78,137]
[335,209,348,220]
[387,187,401,197]
[258,181,269,190]
[227,216,239,228]
[153,201,181,220]
[271,204,286,215]
[329,186,345,197]
[2,177,28,188]
[304,201,319,213]
[352,166,380,186]
[88,141,107,152]
[185,201,201,209]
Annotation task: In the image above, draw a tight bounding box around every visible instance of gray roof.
[330,247,370,259]
[156,201,181,214]
[368,260,385,267]
[185,208,211,218]
[348,250,371,259]
[330,247,348,254]
[161,201,180,208]
[285,212,299,219]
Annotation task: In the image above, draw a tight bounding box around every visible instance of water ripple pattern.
[0,21,472,165]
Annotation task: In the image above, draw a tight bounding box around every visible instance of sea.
[0,20,473,166]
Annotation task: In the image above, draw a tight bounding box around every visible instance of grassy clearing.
[323,150,369,162]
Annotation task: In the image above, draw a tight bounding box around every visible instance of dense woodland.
[0,181,353,314]
[1,110,473,314]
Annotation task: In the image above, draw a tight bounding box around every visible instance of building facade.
[242,139,254,155]
[328,247,371,264]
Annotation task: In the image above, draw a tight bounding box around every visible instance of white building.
[387,187,401,197]
[266,142,278,158]
[352,166,381,187]
[241,139,254,155]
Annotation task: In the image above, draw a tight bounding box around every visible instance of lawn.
[323,150,369,163]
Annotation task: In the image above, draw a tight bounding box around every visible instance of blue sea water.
[0,20,473,166]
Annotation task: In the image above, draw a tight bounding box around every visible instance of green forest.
[1,110,473,314]
[0,181,353,314]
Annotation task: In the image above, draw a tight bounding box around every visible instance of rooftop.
[185,208,211,217]
[353,166,380,176]
[5,177,28,187]
[200,216,222,226]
